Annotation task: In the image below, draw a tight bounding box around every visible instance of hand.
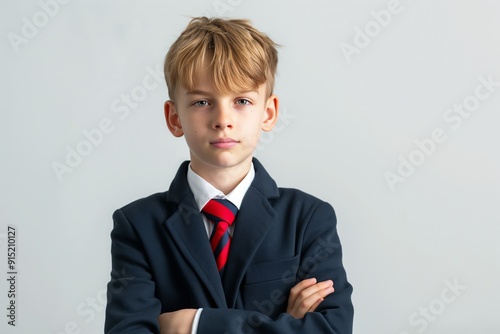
[158,308,197,334]
[286,278,334,319]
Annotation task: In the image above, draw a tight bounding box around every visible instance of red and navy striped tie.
[202,199,238,275]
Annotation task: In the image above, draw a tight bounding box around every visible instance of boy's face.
[164,65,278,177]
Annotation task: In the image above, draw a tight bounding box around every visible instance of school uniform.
[105,158,353,333]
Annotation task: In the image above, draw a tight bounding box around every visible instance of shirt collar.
[187,162,255,211]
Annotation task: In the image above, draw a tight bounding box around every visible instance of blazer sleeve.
[197,201,354,334]
[104,209,161,334]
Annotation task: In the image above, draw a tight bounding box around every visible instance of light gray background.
[2,0,499,333]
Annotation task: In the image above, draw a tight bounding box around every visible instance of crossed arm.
[158,278,335,334]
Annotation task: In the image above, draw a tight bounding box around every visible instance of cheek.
[243,127,261,145]
[184,129,201,142]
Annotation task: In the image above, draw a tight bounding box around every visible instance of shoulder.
[276,187,336,216]
[251,159,335,214]
[252,158,332,211]
[119,191,167,210]
[113,191,173,224]
[277,187,330,205]
[274,188,339,245]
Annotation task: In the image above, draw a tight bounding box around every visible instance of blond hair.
[164,17,278,100]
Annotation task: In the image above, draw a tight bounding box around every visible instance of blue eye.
[194,100,209,107]
[236,99,251,105]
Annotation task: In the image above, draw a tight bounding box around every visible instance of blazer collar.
[250,157,280,199]
[166,158,279,203]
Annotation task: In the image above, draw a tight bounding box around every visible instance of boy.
[105,17,353,333]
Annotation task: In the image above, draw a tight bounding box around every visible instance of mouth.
[210,138,239,149]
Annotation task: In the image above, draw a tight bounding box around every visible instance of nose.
[212,103,233,130]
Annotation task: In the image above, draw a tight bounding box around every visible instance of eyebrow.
[186,90,211,96]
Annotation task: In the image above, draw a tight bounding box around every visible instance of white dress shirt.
[186,162,255,334]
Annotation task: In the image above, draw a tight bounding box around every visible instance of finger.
[287,279,334,317]
[290,278,331,300]
[289,282,334,315]
[288,278,317,305]
[295,280,333,304]
[306,285,335,313]
[307,297,324,313]
[287,278,318,316]
[289,278,317,296]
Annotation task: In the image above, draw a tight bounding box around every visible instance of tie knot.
[202,198,238,226]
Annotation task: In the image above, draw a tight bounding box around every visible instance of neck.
[190,159,252,195]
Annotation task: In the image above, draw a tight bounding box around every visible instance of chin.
[212,155,251,169]
[192,150,252,170]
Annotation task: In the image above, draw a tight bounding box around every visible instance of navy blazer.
[105,158,353,333]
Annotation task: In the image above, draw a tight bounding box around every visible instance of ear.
[164,100,184,137]
[261,94,279,132]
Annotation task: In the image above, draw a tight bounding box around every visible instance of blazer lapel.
[164,162,226,308]
[221,158,280,307]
